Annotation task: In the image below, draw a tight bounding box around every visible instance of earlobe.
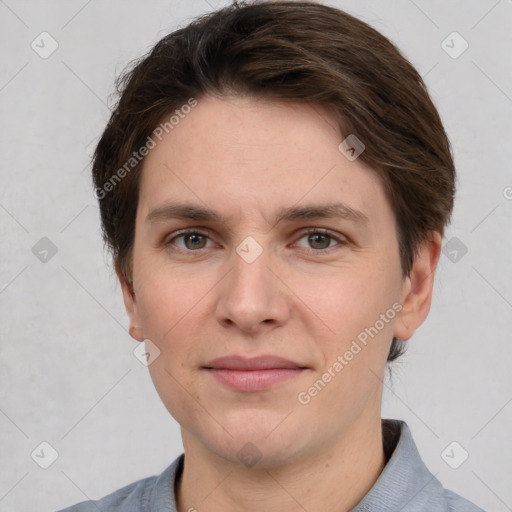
[115,260,144,342]
[393,232,442,342]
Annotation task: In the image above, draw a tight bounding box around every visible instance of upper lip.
[203,355,306,370]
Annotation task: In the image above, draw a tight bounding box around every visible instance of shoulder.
[444,489,486,512]
[55,454,184,512]
[410,479,486,512]
[55,474,158,512]
[412,485,486,512]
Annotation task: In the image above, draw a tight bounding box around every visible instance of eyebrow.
[146,201,369,226]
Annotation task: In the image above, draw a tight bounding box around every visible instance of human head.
[92,0,455,363]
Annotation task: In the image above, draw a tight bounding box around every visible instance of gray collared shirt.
[56,420,485,511]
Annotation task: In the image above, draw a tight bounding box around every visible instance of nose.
[215,244,291,335]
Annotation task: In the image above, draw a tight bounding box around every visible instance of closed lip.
[203,355,307,370]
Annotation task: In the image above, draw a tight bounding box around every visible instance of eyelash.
[164,228,347,255]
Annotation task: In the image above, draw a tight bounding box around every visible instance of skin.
[118,94,441,512]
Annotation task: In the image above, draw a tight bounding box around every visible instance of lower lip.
[205,368,305,392]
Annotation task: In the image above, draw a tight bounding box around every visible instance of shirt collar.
[352,419,444,510]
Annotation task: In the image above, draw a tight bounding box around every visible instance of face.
[120,94,435,468]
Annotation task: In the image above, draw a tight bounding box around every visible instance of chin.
[202,417,313,469]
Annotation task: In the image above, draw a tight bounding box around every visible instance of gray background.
[1,0,511,510]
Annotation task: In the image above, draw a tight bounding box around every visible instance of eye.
[294,229,345,252]
[166,230,213,251]
[164,228,346,254]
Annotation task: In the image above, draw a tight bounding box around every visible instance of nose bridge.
[229,239,274,307]
[215,236,289,332]
[232,243,271,298]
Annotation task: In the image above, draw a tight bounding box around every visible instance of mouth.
[202,354,308,392]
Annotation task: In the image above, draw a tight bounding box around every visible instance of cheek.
[135,259,207,337]
[299,268,399,335]
[147,359,204,429]
[306,277,398,412]
[138,277,206,424]
[303,268,401,389]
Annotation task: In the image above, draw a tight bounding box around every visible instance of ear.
[393,231,442,341]
[115,259,144,342]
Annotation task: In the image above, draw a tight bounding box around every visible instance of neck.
[175,416,387,512]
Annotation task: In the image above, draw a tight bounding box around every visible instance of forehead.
[136,95,391,229]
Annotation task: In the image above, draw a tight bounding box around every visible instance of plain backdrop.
[1,1,511,511]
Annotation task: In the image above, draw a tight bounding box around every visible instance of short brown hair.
[91,0,455,362]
